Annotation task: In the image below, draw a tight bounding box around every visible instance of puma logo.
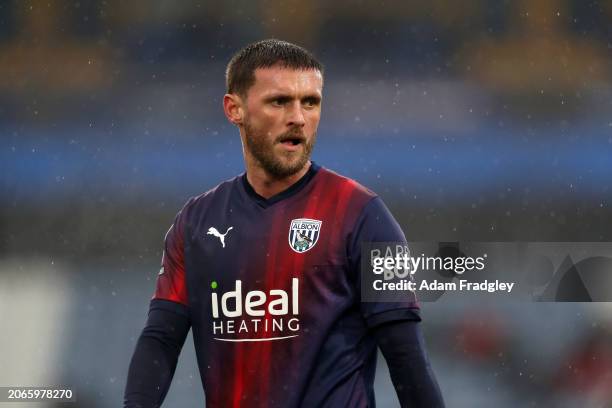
[207,226,233,248]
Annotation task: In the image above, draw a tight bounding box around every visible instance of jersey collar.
[241,162,320,208]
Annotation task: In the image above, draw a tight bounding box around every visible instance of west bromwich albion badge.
[288,218,322,253]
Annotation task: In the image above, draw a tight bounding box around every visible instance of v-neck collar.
[240,162,320,208]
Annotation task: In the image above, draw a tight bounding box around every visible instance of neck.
[246,161,311,199]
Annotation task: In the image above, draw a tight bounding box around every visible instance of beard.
[243,120,316,179]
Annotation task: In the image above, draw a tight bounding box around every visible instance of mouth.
[278,135,305,150]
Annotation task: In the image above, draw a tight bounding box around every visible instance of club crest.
[288,218,322,253]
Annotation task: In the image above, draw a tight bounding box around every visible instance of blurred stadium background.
[1,0,612,406]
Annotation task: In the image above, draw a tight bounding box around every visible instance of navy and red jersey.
[153,162,419,407]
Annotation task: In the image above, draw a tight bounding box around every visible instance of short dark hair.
[226,39,323,96]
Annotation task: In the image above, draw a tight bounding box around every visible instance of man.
[124,39,444,407]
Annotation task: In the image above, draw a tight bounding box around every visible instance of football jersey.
[153,162,419,407]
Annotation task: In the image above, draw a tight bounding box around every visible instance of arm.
[124,300,190,408]
[125,203,192,407]
[349,196,443,406]
[374,319,445,408]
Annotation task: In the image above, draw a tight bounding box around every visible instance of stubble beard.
[243,120,316,179]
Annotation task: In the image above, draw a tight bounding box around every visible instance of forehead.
[248,66,323,97]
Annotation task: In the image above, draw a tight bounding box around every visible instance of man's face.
[241,65,323,178]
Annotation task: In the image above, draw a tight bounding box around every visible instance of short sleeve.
[349,197,420,328]
[153,207,189,307]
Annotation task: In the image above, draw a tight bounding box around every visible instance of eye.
[271,97,290,106]
[302,97,320,108]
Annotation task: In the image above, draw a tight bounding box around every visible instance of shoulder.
[315,166,378,207]
[316,166,401,223]
[174,175,242,225]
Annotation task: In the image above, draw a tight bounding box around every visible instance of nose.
[286,101,306,127]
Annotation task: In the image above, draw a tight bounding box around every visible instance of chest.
[182,189,361,334]
[188,202,348,278]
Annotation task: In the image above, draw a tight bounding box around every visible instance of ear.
[223,93,244,126]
